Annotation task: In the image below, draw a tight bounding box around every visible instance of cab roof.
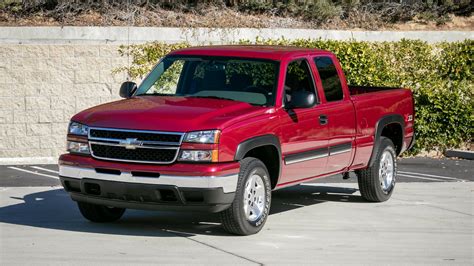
[169,45,332,61]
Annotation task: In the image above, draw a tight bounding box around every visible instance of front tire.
[220,157,272,235]
[356,137,397,202]
[77,202,125,223]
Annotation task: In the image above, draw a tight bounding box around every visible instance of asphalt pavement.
[0,157,472,265]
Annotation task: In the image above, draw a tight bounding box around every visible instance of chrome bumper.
[59,165,239,193]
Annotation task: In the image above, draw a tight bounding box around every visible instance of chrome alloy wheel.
[243,171,266,222]
[379,150,395,193]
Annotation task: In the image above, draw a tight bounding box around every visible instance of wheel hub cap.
[379,150,395,193]
[243,172,266,222]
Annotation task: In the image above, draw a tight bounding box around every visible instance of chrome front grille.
[88,127,184,164]
[89,129,182,144]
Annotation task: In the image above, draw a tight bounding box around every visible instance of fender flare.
[368,114,405,167]
[234,134,281,161]
[234,134,282,188]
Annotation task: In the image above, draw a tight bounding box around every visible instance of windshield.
[135,56,279,106]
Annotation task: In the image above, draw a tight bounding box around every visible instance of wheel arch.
[368,114,405,167]
[234,134,282,189]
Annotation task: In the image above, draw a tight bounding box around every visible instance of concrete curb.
[445,150,474,160]
[0,157,58,165]
[0,27,472,44]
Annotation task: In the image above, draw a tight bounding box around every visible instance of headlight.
[183,130,220,144]
[67,141,90,155]
[68,121,89,136]
[178,150,218,162]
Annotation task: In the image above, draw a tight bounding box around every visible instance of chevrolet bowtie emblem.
[119,138,143,150]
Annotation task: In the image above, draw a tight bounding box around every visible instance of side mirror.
[287,91,316,109]
[119,81,137,98]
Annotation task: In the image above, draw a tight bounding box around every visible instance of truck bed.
[348,85,414,167]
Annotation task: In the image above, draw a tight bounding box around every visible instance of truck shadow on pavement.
[0,185,362,237]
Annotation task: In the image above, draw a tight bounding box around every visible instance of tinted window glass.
[136,56,279,106]
[314,57,343,102]
[147,59,185,94]
[284,59,316,103]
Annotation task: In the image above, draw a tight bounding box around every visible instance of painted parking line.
[397,173,446,182]
[398,171,466,182]
[30,166,59,174]
[8,166,59,180]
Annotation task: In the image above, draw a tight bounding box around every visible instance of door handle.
[319,115,328,125]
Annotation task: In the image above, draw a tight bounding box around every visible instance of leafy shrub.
[116,42,190,78]
[239,0,342,23]
[303,0,341,22]
[238,0,274,13]
[117,39,473,155]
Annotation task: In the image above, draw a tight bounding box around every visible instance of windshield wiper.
[187,95,237,102]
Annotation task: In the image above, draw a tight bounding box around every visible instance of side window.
[284,59,316,103]
[313,56,344,102]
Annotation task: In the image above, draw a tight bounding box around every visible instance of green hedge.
[117,39,473,155]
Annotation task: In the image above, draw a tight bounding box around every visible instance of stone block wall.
[0,44,128,160]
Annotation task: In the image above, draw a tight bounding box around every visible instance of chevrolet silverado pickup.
[59,45,415,235]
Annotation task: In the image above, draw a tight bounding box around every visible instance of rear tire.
[77,202,125,223]
[356,137,397,202]
[220,157,272,236]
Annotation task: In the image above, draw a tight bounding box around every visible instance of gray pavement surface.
[0,158,473,265]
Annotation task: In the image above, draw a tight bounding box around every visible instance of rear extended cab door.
[310,54,356,173]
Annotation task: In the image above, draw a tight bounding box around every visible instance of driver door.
[278,58,329,186]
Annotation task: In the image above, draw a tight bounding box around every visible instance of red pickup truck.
[59,45,414,235]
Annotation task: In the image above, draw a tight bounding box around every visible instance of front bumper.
[59,159,239,212]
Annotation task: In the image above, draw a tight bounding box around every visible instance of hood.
[72,96,270,132]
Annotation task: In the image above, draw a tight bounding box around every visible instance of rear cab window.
[313,56,344,102]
